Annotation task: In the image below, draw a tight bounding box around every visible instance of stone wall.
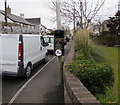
[64,46,101,104]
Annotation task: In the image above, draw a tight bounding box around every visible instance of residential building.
[25,18,41,34]
[0,6,38,34]
[26,18,49,35]
[92,24,100,35]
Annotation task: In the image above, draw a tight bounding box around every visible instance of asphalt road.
[2,55,54,104]
[2,40,71,103]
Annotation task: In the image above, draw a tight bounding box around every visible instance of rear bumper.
[2,71,18,77]
[2,62,26,77]
[1,62,18,77]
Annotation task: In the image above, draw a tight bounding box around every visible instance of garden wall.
[64,46,101,104]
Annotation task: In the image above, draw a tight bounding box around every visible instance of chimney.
[6,5,11,14]
[20,13,24,18]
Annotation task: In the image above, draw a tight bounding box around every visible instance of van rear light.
[18,44,23,60]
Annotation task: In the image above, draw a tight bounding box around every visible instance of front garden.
[95,46,119,103]
[66,29,118,104]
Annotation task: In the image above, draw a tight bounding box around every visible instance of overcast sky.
[0,0,119,29]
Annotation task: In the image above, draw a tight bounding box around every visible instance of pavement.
[10,41,72,104]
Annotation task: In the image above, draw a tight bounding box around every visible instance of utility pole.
[5,0,7,26]
[73,2,75,34]
[56,0,61,29]
[55,0,64,103]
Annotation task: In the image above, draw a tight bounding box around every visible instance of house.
[26,18,49,35]
[25,18,41,34]
[0,6,38,34]
[92,24,100,36]
[101,20,110,32]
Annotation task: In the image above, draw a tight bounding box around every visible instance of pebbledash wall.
[63,46,102,104]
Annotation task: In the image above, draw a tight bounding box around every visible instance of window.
[50,37,54,43]
[41,36,45,46]
[43,37,49,43]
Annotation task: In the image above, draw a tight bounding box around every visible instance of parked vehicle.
[43,35,54,52]
[0,34,48,78]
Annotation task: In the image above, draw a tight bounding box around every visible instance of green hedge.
[95,32,120,46]
[67,51,114,95]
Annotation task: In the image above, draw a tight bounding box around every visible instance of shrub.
[75,50,86,60]
[67,52,114,95]
[74,29,92,60]
[74,29,93,53]
[74,29,105,62]
[95,32,119,46]
[72,29,115,95]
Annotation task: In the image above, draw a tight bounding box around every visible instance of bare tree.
[94,16,105,33]
[48,0,105,29]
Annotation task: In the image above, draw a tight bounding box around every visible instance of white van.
[0,34,48,78]
[43,35,54,52]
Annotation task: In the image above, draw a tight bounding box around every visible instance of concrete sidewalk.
[11,42,72,104]
[13,57,58,103]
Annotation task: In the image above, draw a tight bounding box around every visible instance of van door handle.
[40,47,42,50]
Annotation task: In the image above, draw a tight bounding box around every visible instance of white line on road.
[8,56,56,105]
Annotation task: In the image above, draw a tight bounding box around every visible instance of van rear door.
[0,34,19,76]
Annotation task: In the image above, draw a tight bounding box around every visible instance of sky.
[0,0,119,29]
[0,0,57,29]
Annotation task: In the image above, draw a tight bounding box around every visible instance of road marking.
[8,56,56,105]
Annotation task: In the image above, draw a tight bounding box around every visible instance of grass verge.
[95,46,119,103]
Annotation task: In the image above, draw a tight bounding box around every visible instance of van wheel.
[24,65,31,78]
[44,54,48,63]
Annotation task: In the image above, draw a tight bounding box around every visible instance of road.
[2,41,72,104]
[2,54,54,104]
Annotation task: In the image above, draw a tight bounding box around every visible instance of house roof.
[0,10,34,26]
[25,18,41,24]
[25,18,47,29]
